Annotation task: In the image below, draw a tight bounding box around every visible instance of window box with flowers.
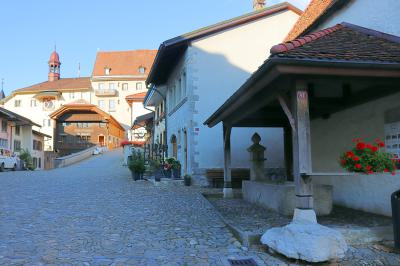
[312,138,400,216]
[340,138,397,175]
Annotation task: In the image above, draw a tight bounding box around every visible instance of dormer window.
[139,66,146,74]
[105,68,111,75]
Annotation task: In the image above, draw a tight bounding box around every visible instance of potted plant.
[19,149,34,170]
[163,158,173,179]
[149,159,163,182]
[184,174,192,186]
[340,138,397,174]
[172,159,182,179]
[128,150,146,181]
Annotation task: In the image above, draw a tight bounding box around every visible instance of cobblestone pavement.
[0,150,285,266]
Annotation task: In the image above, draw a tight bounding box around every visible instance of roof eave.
[204,58,400,127]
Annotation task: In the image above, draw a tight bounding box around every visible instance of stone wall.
[314,173,400,217]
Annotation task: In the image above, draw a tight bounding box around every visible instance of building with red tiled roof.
[91,49,157,142]
[284,0,337,41]
[1,48,158,152]
[1,50,93,151]
[92,50,157,78]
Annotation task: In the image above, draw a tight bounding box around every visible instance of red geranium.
[356,142,366,150]
[340,138,396,174]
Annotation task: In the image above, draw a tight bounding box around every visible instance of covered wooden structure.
[50,100,125,155]
[205,23,400,210]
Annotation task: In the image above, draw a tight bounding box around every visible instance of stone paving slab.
[0,150,286,265]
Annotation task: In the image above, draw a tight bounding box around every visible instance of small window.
[109,100,116,111]
[122,83,128,91]
[1,120,7,132]
[139,67,146,74]
[98,100,105,109]
[98,83,104,90]
[15,125,20,136]
[14,100,21,107]
[69,92,75,99]
[30,99,37,107]
[109,83,115,90]
[136,82,143,90]
[14,140,21,151]
[43,119,51,127]
[99,122,106,128]
[105,68,111,75]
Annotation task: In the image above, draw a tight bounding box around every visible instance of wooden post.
[292,81,313,210]
[223,123,233,198]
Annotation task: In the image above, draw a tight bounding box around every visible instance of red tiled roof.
[284,0,337,41]
[14,77,91,93]
[271,23,400,63]
[126,92,147,103]
[92,50,157,77]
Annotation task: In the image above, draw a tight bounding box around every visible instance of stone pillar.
[247,133,266,181]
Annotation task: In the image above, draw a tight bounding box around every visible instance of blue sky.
[0,0,310,95]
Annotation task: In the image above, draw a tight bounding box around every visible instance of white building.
[145,2,301,184]
[91,50,157,141]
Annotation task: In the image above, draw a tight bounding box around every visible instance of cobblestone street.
[0,150,280,266]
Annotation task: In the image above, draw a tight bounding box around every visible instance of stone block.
[261,220,348,262]
[242,181,332,216]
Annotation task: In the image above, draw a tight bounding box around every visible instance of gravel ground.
[207,196,400,266]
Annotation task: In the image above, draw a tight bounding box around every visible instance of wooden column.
[292,81,313,210]
[223,123,233,198]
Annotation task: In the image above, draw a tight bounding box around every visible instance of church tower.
[253,0,266,10]
[48,50,61,82]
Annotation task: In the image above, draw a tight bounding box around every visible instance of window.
[30,99,37,107]
[0,138,7,148]
[69,92,75,99]
[15,125,20,136]
[14,100,21,107]
[109,100,116,111]
[43,100,54,111]
[99,122,106,128]
[14,140,21,151]
[139,67,146,74]
[105,68,111,75]
[136,82,142,90]
[33,140,43,151]
[77,123,89,128]
[109,83,115,90]
[98,100,105,109]
[182,72,187,97]
[98,83,104,90]
[1,120,7,132]
[122,83,128,91]
[32,157,38,169]
[43,119,51,127]
[177,79,181,102]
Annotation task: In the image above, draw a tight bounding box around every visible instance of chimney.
[253,0,266,10]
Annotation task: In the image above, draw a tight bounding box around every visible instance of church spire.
[48,49,61,82]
